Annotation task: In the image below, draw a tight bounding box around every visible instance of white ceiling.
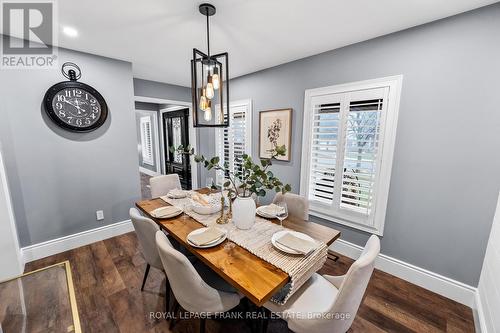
[5,0,499,86]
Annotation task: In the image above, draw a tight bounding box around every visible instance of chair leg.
[262,308,270,333]
[169,299,180,330]
[200,318,206,333]
[141,263,151,291]
[164,272,171,313]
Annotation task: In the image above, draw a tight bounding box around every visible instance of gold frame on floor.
[0,260,82,333]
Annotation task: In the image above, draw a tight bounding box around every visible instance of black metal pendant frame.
[191,3,230,128]
[191,49,229,128]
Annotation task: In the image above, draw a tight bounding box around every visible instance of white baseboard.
[474,291,488,333]
[21,219,134,264]
[330,239,477,308]
[139,167,160,177]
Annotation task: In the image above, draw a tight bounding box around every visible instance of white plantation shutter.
[140,116,154,166]
[340,89,386,216]
[302,77,401,235]
[215,100,252,185]
[309,96,342,205]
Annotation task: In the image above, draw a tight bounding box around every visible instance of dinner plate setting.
[186,227,228,248]
[256,204,285,219]
[165,188,189,199]
[150,206,183,219]
[271,230,319,255]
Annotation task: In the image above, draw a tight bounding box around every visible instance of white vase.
[232,196,256,230]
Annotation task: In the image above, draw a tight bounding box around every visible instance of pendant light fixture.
[191,3,229,127]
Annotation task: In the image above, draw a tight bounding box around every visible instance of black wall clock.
[44,62,108,132]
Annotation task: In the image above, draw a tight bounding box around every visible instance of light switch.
[96,210,104,221]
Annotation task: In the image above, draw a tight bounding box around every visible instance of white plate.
[187,227,227,248]
[151,207,183,219]
[256,206,277,219]
[271,231,317,255]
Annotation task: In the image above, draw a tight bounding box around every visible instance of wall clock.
[44,62,108,132]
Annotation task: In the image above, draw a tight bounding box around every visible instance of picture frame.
[259,108,292,161]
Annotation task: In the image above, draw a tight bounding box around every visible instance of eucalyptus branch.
[171,144,291,198]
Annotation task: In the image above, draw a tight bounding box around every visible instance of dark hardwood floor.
[25,232,475,333]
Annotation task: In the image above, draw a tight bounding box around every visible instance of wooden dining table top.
[135,189,341,306]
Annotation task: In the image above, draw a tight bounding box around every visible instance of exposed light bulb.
[212,67,220,90]
[199,88,208,110]
[204,101,212,121]
[206,76,214,99]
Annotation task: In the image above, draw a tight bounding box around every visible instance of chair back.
[129,208,162,269]
[155,231,240,313]
[329,235,380,332]
[150,174,181,198]
[273,192,309,221]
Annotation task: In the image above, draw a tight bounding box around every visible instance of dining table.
[135,188,341,307]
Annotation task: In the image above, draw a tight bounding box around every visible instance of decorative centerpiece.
[171,145,291,229]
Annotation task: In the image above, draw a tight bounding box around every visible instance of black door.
[163,109,191,190]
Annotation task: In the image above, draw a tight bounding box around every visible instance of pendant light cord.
[206,9,210,57]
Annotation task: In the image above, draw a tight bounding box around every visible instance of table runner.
[161,194,328,304]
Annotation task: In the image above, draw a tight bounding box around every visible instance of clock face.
[44,81,108,132]
[51,88,102,128]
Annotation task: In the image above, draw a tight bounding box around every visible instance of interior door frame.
[135,109,161,176]
[134,96,198,190]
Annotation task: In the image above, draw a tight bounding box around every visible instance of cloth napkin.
[191,193,210,206]
[276,233,317,255]
[188,228,225,246]
[151,206,182,218]
[259,204,285,216]
[167,189,187,199]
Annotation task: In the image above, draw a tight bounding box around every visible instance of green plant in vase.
[171,144,291,229]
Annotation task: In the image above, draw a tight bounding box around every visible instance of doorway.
[134,96,198,198]
[162,108,191,189]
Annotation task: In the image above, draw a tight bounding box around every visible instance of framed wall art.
[259,108,292,161]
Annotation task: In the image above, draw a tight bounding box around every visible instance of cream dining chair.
[273,192,309,221]
[264,235,380,333]
[149,174,182,198]
[129,208,171,312]
[273,192,341,262]
[155,231,242,333]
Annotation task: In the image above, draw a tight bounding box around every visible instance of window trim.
[140,116,154,166]
[214,99,253,185]
[300,75,403,235]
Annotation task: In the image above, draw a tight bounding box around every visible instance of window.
[215,100,252,185]
[140,116,154,166]
[300,76,402,235]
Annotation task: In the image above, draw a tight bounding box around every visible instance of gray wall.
[0,37,141,247]
[226,4,500,286]
[133,78,191,102]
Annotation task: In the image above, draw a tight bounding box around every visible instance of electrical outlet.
[96,210,104,221]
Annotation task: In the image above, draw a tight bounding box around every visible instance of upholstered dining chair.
[273,192,309,221]
[264,235,380,333]
[150,174,181,198]
[155,231,242,333]
[129,208,171,311]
